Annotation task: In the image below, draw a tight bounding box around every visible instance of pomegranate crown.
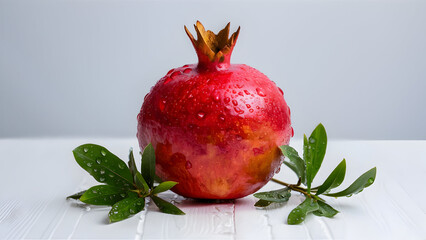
[184,21,240,69]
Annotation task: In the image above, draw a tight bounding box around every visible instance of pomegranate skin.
[137,22,292,199]
[137,64,292,199]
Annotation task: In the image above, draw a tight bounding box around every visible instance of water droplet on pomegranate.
[232,100,238,106]
[197,111,206,119]
[275,166,281,174]
[144,93,150,101]
[246,104,251,108]
[182,64,189,68]
[235,135,242,141]
[224,97,230,103]
[171,71,181,79]
[185,161,192,169]
[212,92,220,102]
[244,90,250,95]
[256,88,266,97]
[278,87,284,95]
[163,77,172,84]
[167,68,174,75]
[238,92,244,96]
[253,148,264,156]
[218,114,225,121]
[256,106,260,109]
[234,107,244,114]
[183,68,191,74]
[291,127,294,137]
[288,107,291,115]
[188,94,194,99]
[249,109,254,113]
[159,99,166,111]
[236,84,243,88]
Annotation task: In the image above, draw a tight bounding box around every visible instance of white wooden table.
[1,138,425,239]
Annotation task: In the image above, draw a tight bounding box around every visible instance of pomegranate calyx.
[184,21,240,70]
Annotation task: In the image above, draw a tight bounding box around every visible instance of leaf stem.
[271,178,316,199]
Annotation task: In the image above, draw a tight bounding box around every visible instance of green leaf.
[279,146,306,184]
[325,167,377,197]
[73,144,133,188]
[128,148,138,178]
[152,181,178,195]
[108,193,145,223]
[315,159,346,195]
[154,174,163,183]
[141,143,156,189]
[287,197,319,225]
[66,190,86,200]
[253,187,291,203]
[79,185,128,206]
[150,195,185,215]
[313,201,339,218]
[304,124,327,192]
[254,199,273,207]
[135,172,149,194]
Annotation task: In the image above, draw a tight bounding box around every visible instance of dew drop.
[235,135,242,141]
[163,77,172,85]
[99,177,105,182]
[275,166,281,174]
[159,99,166,111]
[118,164,125,169]
[278,87,284,95]
[136,201,142,205]
[224,97,230,103]
[109,174,114,178]
[253,148,264,155]
[86,163,92,167]
[309,138,316,143]
[85,206,91,211]
[171,71,181,79]
[185,161,192,169]
[232,100,238,106]
[100,169,105,174]
[83,148,88,153]
[212,93,220,102]
[120,193,126,198]
[256,88,266,97]
[94,168,98,172]
[368,178,374,184]
[196,111,206,119]
[218,114,226,121]
[234,107,244,114]
[96,159,101,164]
[101,150,106,156]
[92,190,97,194]
[183,68,191,74]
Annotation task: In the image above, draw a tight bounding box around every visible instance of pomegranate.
[137,21,292,199]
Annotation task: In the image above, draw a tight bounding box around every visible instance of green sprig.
[67,143,185,223]
[254,123,377,225]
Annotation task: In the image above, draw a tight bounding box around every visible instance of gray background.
[1,0,425,139]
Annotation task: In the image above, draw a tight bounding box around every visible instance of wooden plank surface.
[0,139,425,239]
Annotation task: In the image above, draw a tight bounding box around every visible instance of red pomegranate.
[137,21,292,199]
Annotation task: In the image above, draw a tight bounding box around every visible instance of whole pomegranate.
[137,21,292,199]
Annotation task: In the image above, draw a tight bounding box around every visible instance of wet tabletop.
[0,139,425,239]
